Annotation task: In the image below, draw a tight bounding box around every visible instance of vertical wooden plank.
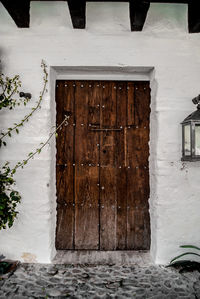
[127,82,135,126]
[88,80,100,127]
[116,82,127,250]
[100,167,116,250]
[74,81,99,249]
[75,166,99,249]
[134,81,150,127]
[56,80,74,165]
[126,81,150,249]
[100,82,117,168]
[100,81,117,250]
[101,81,117,128]
[56,165,74,249]
[75,81,99,165]
[56,80,75,249]
[127,166,149,249]
[134,210,150,250]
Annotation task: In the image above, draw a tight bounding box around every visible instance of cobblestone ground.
[0,263,200,298]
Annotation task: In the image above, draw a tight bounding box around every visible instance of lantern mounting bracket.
[192,94,200,109]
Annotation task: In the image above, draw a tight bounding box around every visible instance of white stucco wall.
[0,1,200,264]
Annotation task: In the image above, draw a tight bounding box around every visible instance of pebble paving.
[0,263,200,298]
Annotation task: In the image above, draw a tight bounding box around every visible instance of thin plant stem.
[10,115,69,176]
[0,61,48,141]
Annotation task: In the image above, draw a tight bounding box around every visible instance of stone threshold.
[53,250,152,265]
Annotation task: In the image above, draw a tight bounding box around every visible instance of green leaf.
[16,129,19,134]
[170,252,200,264]
[180,245,200,251]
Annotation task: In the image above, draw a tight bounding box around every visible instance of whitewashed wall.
[0,1,200,264]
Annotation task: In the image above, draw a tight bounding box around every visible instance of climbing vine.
[0,74,29,111]
[0,61,48,147]
[0,61,68,230]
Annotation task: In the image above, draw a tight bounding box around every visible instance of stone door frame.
[49,65,157,262]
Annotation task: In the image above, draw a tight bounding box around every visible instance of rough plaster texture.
[0,2,200,265]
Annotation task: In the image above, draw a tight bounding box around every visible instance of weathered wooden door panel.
[116,82,128,250]
[75,166,99,249]
[56,81,75,250]
[74,81,100,249]
[56,165,74,249]
[126,82,150,250]
[56,80,150,251]
[99,167,116,250]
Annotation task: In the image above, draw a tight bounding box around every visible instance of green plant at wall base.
[170,245,200,265]
[0,171,21,230]
[0,115,69,229]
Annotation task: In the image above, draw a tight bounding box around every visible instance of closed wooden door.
[56,80,150,250]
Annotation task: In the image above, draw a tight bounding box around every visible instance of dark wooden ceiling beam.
[188,2,200,33]
[1,0,30,28]
[68,0,86,29]
[129,1,150,31]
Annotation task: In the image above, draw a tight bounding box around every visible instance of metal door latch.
[90,128,122,131]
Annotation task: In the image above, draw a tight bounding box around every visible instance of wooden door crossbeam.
[1,0,200,33]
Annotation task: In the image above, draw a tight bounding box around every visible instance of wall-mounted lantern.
[181,95,200,161]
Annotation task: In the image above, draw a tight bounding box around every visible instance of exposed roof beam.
[188,2,200,33]
[68,0,86,29]
[1,0,30,28]
[129,1,150,31]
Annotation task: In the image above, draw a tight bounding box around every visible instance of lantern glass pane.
[184,125,191,156]
[195,125,200,155]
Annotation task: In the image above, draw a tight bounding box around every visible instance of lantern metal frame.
[181,96,200,162]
